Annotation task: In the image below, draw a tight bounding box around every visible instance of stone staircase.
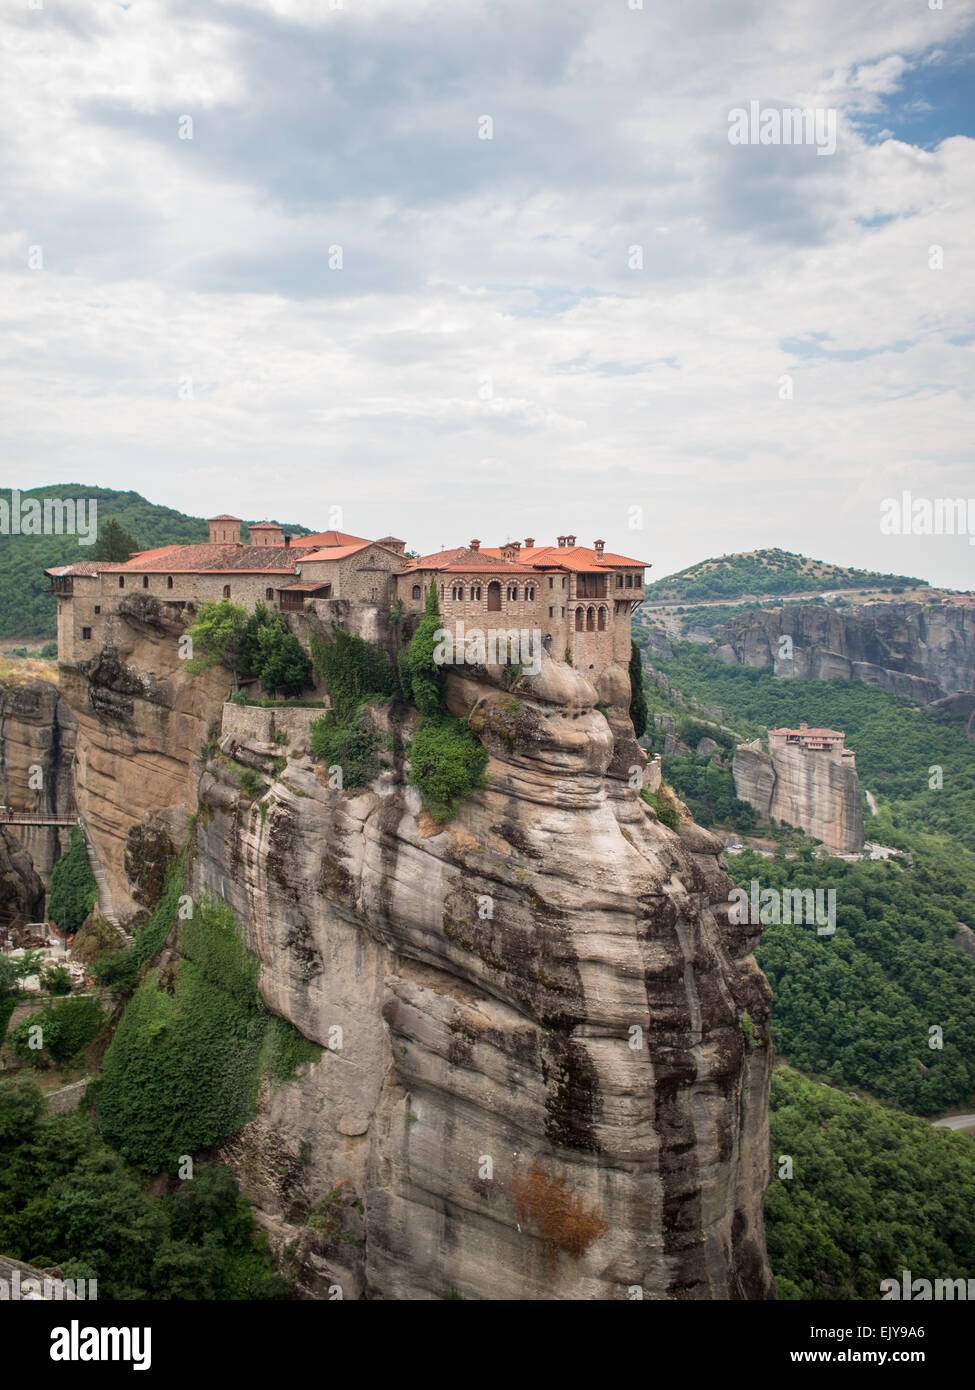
[79,821,134,947]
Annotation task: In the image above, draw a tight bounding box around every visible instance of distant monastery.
[46,516,649,675]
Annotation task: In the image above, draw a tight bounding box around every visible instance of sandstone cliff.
[732,739,864,854]
[53,604,776,1300]
[710,600,975,702]
[0,679,76,884]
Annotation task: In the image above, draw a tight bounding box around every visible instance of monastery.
[45,517,649,676]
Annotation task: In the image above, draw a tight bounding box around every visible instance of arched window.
[574,606,584,631]
[167,576,173,590]
[440,584,445,599]
[586,606,595,631]
[597,606,607,631]
[118,576,125,588]
[471,585,481,601]
[507,584,518,602]
[526,585,534,601]
[487,581,502,612]
[412,584,421,600]
[223,584,231,599]
[266,588,274,601]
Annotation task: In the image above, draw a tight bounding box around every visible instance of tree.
[48,826,98,935]
[629,640,648,738]
[186,599,250,686]
[90,518,142,563]
[255,616,311,696]
[399,583,446,716]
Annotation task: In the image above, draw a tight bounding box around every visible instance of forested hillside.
[0,486,311,639]
[637,637,975,1296]
[643,548,926,603]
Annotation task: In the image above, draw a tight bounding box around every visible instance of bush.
[7,996,106,1065]
[640,787,679,830]
[628,641,648,737]
[310,629,396,720]
[408,713,487,823]
[96,896,320,1172]
[309,706,381,790]
[48,826,98,935]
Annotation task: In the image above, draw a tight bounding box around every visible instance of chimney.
[470,539,480,550]
[565,534,576,547]
[557,535,566,548]
[283,534,291,548]
[524,537,535,548]
[593,539,605,558]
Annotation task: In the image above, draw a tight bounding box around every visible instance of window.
[412,585,421,600]
[561,607,565,618]
[487,581,502,612]
[507,584,518,601]
[167,576,174,589]
[574,606,584,631]
[223,584,231,599]
[266,588,274,601]
[452,584,464,601]
[597,606,607,631]
[118,576,124,588]
[548,577,554,589]
[81,627,92,641]
[526,585,535,601]
[142,575,149,589]
[549,606,554,618]
[93,605,100,614]
[562,577,566,588]
[616,574,623,588]
[472,585,481,600]
[625,574,633,588]
[586,606,595,631]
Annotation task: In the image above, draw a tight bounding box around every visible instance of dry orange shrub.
[510,1161,608,1274]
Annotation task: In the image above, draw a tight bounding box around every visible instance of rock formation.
[0,825,45,926]
[733,738,864,854]
[0,679,76,883]
[708,600,975,702]
[51,606,776,1300]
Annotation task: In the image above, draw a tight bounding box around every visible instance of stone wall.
[220,702,328,752]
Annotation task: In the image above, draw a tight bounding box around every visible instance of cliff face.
[712,601,975,702]
[50,600,776,1300]
[0,679,77,884]
[57,595,232,922]
[0,825,45,925]
[733,740,864,854]
[190,657,775,1300]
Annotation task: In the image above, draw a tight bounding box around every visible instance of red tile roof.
[292,530,371,549]
[404,542,650,574]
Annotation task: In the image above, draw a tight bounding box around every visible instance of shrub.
[309,706,380,790]
[96,896,319,1172]
[310,629,396,720]
[510,1162,608,1274]
[7,996,106,1065]
[628,641,648,737]
[640,787,679,830]
[408,713,487,823]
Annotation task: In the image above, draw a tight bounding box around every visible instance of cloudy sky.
[2,0,974,587]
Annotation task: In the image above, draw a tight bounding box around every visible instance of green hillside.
[643,548,927,604]
[0,486,312,640]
